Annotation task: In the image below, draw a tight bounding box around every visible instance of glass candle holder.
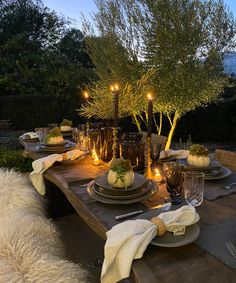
[100,127,121,162]
[72,127,88,151]
[88,128,101,155]
[121,132,145,172]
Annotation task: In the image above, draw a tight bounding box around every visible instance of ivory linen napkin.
[30,149,84,195]
[159,149,189,160]
[101,205,199,283]
[20,132,39,139]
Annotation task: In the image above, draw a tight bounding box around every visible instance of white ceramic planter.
[108,170,135,188]
[187,154,210,167]
[61,126,71,132]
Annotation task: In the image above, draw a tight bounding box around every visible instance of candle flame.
[147,93,153,100]
[92,149,100,165]
[83,91,89,99]
[110,83,119,92]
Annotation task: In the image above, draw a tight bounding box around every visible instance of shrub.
[0,148,33,172]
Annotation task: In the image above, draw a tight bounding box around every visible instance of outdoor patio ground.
[54,213,105,283]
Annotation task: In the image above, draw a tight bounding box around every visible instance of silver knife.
[115,203,172,220]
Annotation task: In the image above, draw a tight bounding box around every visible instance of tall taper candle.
[111,84,120,128]
[147,93,153,137]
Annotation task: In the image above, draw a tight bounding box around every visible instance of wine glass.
[182,171,204,207]
[163,161,183,205]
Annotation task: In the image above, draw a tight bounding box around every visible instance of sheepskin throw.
[0,168,87,283]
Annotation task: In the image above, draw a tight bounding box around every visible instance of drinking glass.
[72,127,89,151]
[35,127,49,143]
[163,161,183,204]
[182,171,204,207]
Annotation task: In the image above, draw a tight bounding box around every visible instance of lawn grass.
[0,147,32,172]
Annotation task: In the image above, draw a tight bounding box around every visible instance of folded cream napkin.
[20,132,38,139]
[30,149,84,195]
[159,149,189,160]
[101,205,199,283]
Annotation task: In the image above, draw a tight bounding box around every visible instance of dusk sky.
[42,0,236,30]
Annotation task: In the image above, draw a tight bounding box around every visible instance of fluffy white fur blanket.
[0,168,87,283]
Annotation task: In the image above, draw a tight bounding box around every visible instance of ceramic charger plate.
[204,166,231,181]
[94,172,147,193]
[35,141,76,152]
[136,208,200,247]
[41,140,67,147]
[181,160,221,172]
[93,183,151,200]
[87,180,158,204]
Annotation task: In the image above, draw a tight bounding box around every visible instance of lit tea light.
[92,149,101,166]
[91,148,96,160]
[154,168,162,182]
[93,155,101,166]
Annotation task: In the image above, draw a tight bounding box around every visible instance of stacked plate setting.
[87,173,158,204]
[183,161,231,180]
[37,140,76,153]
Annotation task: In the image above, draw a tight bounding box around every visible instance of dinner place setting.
[19,84,236,283]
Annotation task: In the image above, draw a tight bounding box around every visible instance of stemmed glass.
[182,171,204,207]
[151,142,162,165]
[163,161,183,205]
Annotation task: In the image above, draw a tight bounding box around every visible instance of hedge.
[0,94,236,142]
[0,94,85,130]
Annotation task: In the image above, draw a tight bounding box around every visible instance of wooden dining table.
[20,138,236,283]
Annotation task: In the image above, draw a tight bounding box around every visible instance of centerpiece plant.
[108,158,134,189]
[60,119,73,131]
[187,144,210,167]
[42,128,64,145]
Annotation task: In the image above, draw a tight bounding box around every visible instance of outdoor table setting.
[18,85,236,283]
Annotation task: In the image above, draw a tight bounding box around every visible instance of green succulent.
[110,158,133,174]
[189,144,208,157]
[43,128,63,143]
[60,119,73,127]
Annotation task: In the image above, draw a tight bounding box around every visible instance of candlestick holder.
[144,136,155,179]
[109,127,119,164]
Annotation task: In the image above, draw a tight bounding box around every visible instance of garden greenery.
[0,0,95,99]
[0,148,33,173]
[81,0,236,148]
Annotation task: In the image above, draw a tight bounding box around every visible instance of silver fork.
[226,242,236,258]
[222,183,236,190]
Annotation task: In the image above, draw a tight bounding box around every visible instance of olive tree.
[82,0,236,148]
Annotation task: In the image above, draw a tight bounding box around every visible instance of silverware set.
[115,202,172,220]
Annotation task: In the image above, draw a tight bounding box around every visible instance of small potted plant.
[60,119,73,132]
[108,158,134,188]
[187,144,210,167]
[42,128,64,145]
